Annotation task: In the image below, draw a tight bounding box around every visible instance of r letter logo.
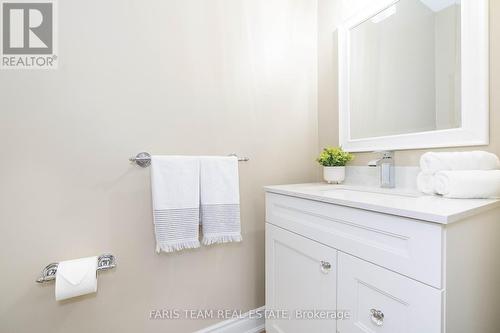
[1,0,57,69]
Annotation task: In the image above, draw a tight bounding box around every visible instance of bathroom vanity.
[264,0,496,331]
[264,183,500,333]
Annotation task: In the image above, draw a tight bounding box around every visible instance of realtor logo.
[1,0,57,69]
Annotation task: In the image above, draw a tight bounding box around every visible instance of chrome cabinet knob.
[370,309,384,326]
[320,261,332,273]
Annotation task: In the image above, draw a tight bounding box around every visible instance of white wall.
[0,1,318,332]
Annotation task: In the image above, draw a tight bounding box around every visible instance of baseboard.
[193,306,265,333]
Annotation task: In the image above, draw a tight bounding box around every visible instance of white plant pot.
[323,166,346,184]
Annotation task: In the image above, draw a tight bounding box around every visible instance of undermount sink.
[318,185,422,198]
[265,183,500,224]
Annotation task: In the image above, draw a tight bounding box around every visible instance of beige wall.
[318,0,500,166]
[0,1,318,332]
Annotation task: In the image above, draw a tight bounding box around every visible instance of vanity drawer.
[337,252,442,333]
[266,193,443,288]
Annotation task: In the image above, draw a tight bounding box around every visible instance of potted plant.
[316,147,354,184]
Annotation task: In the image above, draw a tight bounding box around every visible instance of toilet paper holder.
[36,254,116,283]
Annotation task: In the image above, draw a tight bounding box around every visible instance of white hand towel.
[200,156,242,245]
[420,151,500,174]
[151,156,201,253]
[416,172,435,194]
[434,170,500,199]
[55,256,98,301]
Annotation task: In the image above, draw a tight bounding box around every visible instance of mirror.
[350,0,461,139]
[338,0,489,152]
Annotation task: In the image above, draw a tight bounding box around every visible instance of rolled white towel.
[434,170,500,199]
[417,172,435,194]
[420,151,500,174]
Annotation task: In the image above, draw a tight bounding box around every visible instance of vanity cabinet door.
[337,252,442,333]
[266,223,337,333]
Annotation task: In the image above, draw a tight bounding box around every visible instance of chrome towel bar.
[36,254,116,283]
[129,152,250,168]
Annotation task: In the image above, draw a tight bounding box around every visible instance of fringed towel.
[151,156,201,253]
[200,156,242,246]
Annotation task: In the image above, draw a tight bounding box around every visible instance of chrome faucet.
[368,151,395,188]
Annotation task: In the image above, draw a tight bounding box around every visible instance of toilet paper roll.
[55,256,98,301]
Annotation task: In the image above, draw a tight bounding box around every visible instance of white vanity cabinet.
[337,253,441,333]
[265,185,500,333]
[266,224,337,333]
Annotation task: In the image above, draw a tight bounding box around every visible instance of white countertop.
[264,183,500,224]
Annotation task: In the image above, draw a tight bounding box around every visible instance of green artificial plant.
[316,146,354,167]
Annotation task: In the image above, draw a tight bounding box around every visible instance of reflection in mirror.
[349,0,461,139]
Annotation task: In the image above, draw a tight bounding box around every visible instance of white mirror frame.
[338,0,489,152]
